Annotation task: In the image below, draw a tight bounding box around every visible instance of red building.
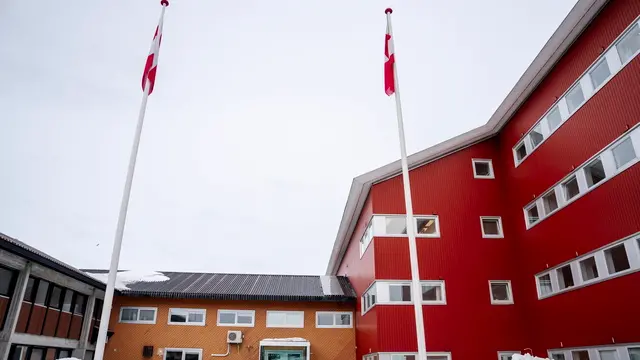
[325,0,640,359]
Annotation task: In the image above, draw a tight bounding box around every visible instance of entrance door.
[265,350,304,360]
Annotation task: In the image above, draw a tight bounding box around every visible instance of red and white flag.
[142,2,168,95]
[384,12,395,96]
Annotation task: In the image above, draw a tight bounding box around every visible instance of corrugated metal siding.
[497,0,640,354]
[106,297,355,360]
[336,196,378,359]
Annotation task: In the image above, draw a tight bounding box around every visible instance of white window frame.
[480,216,504,238]
[365,280,447,308]
[489,280,513,305]
[498,351,520,360]
[359,219,374,258]
[118,306,157,324]
[414,216,440,237]
[512,16,640,167]
[421,280,446,305]
[163,348,203,360]
[548,343,640,360]
[361,282,377,315]
[388,282,412,304]
[377,352,452,360]
[472,159,495,179]
[315,311,353,328]
[266,311,304,328]
[216,309,255,327]
[167,308,206,326]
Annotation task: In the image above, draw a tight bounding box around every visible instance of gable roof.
[325,0,610,275]
[84,270,356,302]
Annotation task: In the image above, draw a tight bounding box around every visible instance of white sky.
[0,0,577,275]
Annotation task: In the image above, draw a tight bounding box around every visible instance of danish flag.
[142,1,168,95]
[384,12,395,96]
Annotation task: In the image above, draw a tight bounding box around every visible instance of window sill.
[316,325,353,329]
[266,325,304,329]
[118,321,156,324]
[168,322,206,326]
[216,323,254,327]
[490,301,514,305]
[482,234,504,239]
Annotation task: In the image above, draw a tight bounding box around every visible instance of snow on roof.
[512,355,550,360]
[85,270,169,290]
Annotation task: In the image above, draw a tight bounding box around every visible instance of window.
[385,216,407,234]
[362,284,376,314]
[562,176,580,201]
[556,265,574,290]
[472,159,494,178]
[29,348,43,360]
[23,278,35,302]
[542,191,558,215]
[538,274,553,296]
[565,84,585,114]
[217,310,255,327]
[546,106,562,132]
[62,290,73,312]
[572,350,590,360]
[267,311,304,328]
[530,126,544,148]
[73,294,86,315]
[384,215,439,237]
[169,308,206,325]
[119,307,157,324]
[480,217,503,238]
[579,256,599,281]
[0,267,15,297]
[498,352,519,360]
[629,347,640,360]
[604,244,630,274]
[489,281,513,304]
[389,284,411,302]
[360,221,374,257]
[389,354,451,360]
[48,287,62,309]
[550,354,566,360]
[617,23,640,64]
[526,204,539,225]
[391,356,415,360]
[34,280,49,306]
[584,158,606,187]
[164,349,202,360]
[515,142,527,161]
[415,216,438,236]
[421,282,445,304]
[599,350,619,360]
[590,58,611,89]
[612,137,636,169]
[316,311,352,328]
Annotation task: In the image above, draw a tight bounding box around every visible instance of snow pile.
[512,355,550,360]
[86,270,169,290]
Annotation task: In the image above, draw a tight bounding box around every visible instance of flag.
[384,13,395,96]
[142,2,168,95]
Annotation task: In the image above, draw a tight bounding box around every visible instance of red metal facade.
[336,0,640,358]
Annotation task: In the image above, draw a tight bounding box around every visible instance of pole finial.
[161,0,169,6]
[385,8,393,14]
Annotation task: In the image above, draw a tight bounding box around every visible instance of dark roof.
[0,232,106,290]
[84,270,356,302]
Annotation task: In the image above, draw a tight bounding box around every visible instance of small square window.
[530,127,544,148]
[590,58,611,89]
[546,106,562,132]
[385,217,407,235]
[612,137,637,169]
[604,244,630,274]
[416,217,438,236]
[481,217,503,238]
[537,274,553,296]
[579,256,599,281]
[526,205,539,225]
[389,284,411,302]
[472,159,494,178]
[617,23,640,64]
[584,158,606,187]
[421,282,444,303]
[566,84,585,114]
[489,281,513,304]
[562,176,580,201]
[571,351,590,360]
[556,265,574,290]
[542,191,558,215]
[551,354,566,360]
[515,143,527,162]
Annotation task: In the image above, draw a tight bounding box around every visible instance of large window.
[315,311,352,328]
[0,267,16,297]
[362,281,446,313]
[164,349,202,360]
[489,281,513,305]
[217,310,254,327]
[617,23,640,64]
[266,311,304,328]
[119,307,157,324]
[169,308,206,326]
[389,284,411,302]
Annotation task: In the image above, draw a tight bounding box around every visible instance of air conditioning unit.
[227,330,242,344]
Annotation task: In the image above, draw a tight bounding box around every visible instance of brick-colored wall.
[105,296,355,360]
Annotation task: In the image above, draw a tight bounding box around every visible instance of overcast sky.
[0,0,578,275]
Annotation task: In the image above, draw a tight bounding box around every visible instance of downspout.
[211,344,230,357]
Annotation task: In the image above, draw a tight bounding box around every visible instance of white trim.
[376,214,441,238]
[259,340,310,348]
[216,309,255,327]
[315,311,353,328]
[548,342,640,360]
[489,280,513,305]
[118,306,157,324]
[362,280,447,310]
[480,216,504,238]
[513,15,640,167]
[472,158,495,179]
[168,308,206,326]
[359,218,374,259]
[163,348,203,360]
[266,310,305,328]
[498,351,521,360]
[524,123,640,229]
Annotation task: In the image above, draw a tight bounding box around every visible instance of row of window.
[23,277,87,315]
[119,307,353,328]
[524,124,640,228]
[549,343,640,360]
[363,353,451,360]
[8,344,92,360]
[164,348,201,360]
[359,215,505,257]
[513,18,640,166]
[361,280,513,314]
[536,233,640,299]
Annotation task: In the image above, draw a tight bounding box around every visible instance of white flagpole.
[93,3,166,360]
[386,8,428,360]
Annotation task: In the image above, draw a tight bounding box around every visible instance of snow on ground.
[512,355,550,360]
[86,270,169,290]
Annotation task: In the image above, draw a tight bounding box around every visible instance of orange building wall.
[105,296,355,360]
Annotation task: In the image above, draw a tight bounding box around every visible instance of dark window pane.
[138,309,155,321]
[585,159,606,187]
[571,350,590,360]
[170,314,187,323]
[390,284,411,301]
[556,265,574,290]
[73,295,86,315]
[93,299,103,319]
[0,268,15,296]
[546,106,562,131]
[165,351,182,360]
[605,244,630,274]
[491,283,510,301]
[482,219,500,236]
[530,128,543,148]
[474,161,491,176]
[590,58,611,88]
[120,308,137,322]
[35,280,49,305]
[185,354,199,360]
[23,278,35,302]
[516,143,527,161]
[62,290,73,312]
[580,257,599,281]
[538,274,553,296]
[416,218,437,235]
[9,345,28,360]
[563,176,580,201]
[543,192,558,214]
[48,287,62,309]
[527,206,539,225]
[421,285,442,301]
[337,314,351,325]
[29,349,44,360]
